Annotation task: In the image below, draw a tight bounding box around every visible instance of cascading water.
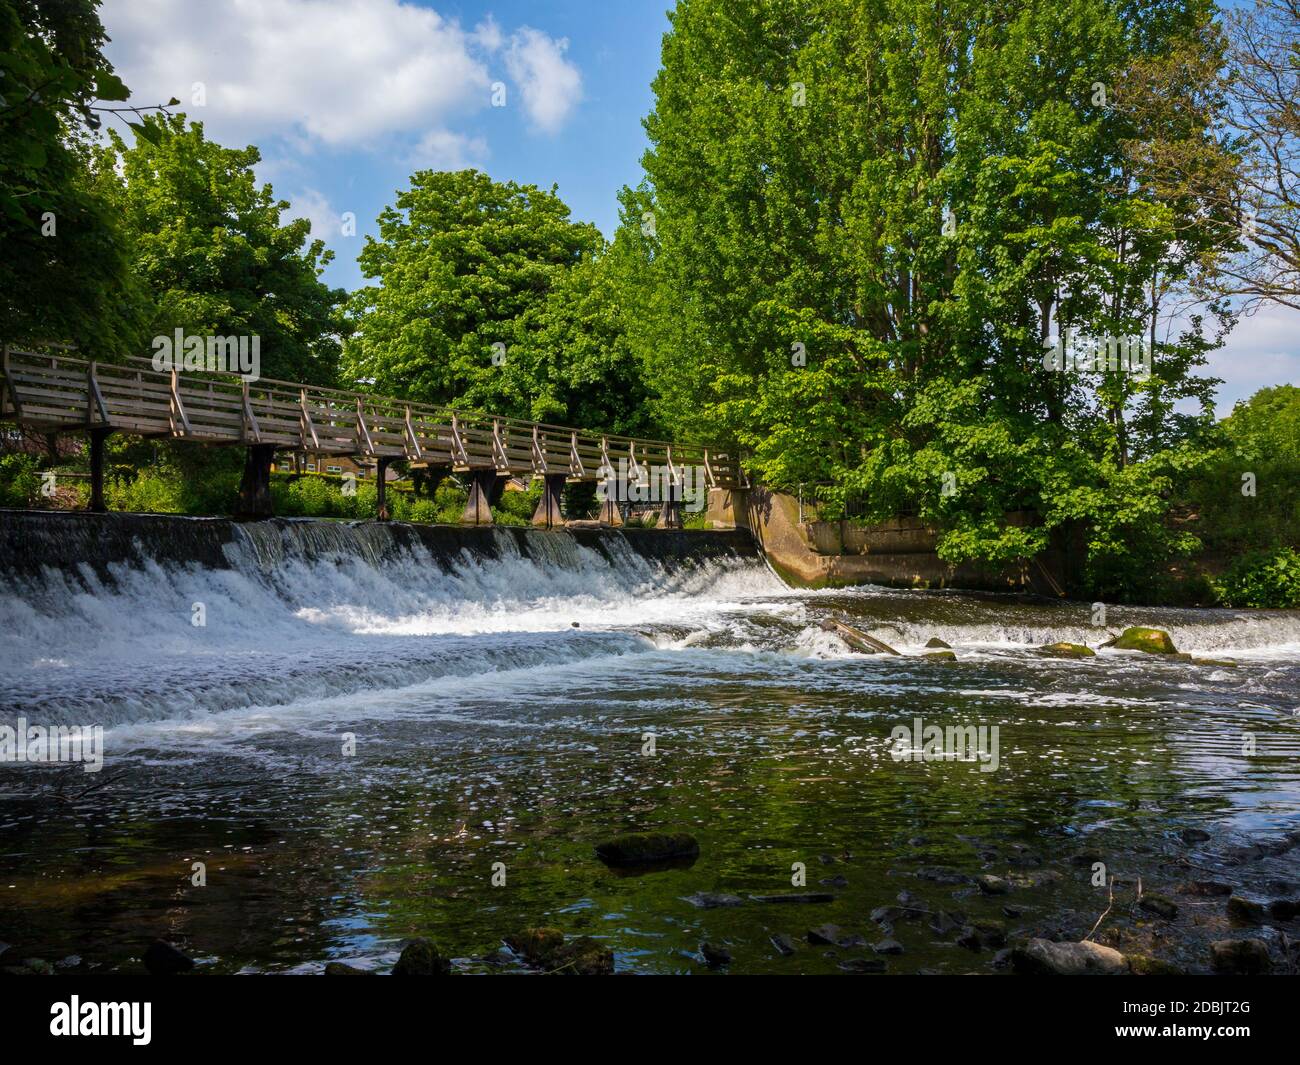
[1,510,1298,975]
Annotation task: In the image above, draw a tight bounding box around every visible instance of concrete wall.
[707,487,1065,595]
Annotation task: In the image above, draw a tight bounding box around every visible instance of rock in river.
[1138,894,1178,920]
[681,892,744,909]
[1038,642,1096,658]
[506,928,614,975]
[1010,938,1128,975]
[750,892,835,904]
[392,938,451,976]
[142,939,195,975]
[595,832,699,866]
[1103,626,1177,654]
[1210,939,1271,975]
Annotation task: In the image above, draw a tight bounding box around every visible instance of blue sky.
[100,0,1297,411]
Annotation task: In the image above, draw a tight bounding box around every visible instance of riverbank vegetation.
[0,0,1295,603]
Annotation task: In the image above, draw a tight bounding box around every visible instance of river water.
[1,520,1298,974]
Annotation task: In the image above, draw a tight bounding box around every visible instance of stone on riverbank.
[391,938,450,976]
[1104,627,1177,654]
[1010,938,1128,975]
[1210,939,1271,974]
[1038,642,1096,658]
[324,962,374,975]
[594,832,700,865]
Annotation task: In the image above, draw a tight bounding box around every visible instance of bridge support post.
[659,480,682,530]
[88,428,111,514]
[598,495,623,527]
[461,469,497,525]
[532,473,566,528]
[375,457,392,521]
[235,443,277,520]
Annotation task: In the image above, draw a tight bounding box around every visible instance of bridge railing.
[0,347,748,489]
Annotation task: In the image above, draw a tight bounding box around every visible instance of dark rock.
[925,637,951,648]
[1226,896,1267,923]
[19,959,54,976]
[872,938,904,955]
[142,939,194,976]
[750,892,835,904]
[1179,828,1212,845]
[1070,850,1105,866]
[700,942,731,967]
[820,875,849,888]
[1138,894,1178,920]
[392,938,451,976]
[595,832,699,865]
[323,962,374,975]
[896,891,926,917]
[770,933,797,957]
[915,866,970,885]
[1002,906,1022,919]
[1209,939,1271,975]
[1179,879,1233,897]
[1010,938,1127,975]
[1265,879,1298,896]
[681,892,744,909]
[838,957,887,973]
[54,955,82,970]
[924,650,957,661]
[991,948,1014,969]
[871,905,903,925]
[956,927,983,951]
[930,910,964,935]
[817,853,836,865]
[1268,898,1300,920]
[807,924,844,946]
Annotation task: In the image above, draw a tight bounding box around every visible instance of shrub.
[107,471,185,514]
[0,453,41,507]
[1215,547,1300,608]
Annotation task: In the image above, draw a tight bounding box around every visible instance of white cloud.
[503,27,583,135]
[99,0,582,150]
[407,129,488,170]
[285,187,342,241]
[1209,303,1300,412]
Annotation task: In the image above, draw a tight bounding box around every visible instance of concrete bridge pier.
[532,473,566,528]
[236,443,277,519]
[462,468,502,525]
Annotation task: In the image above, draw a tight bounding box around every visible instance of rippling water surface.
[2,521,1298,974]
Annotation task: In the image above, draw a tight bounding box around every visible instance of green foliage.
[1219,384,1300,464]
[0,0,146,352]
[106,470,185,514]
[0,452,41,507]
[93,115,348,383]
[1215,547,1300,608]
[625,0,1230,591]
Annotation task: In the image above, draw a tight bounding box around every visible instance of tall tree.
[343,169,604,419]
[94,114,347,384]
[0,0,145,352]
[627,0,1230,595]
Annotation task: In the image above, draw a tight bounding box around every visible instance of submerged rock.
[594,832,700,866]
[699,942,731,967]
[924,650,957,661]
[872,938,904,955]
[769,933,798,957]
[1138,894,1178,920]
[681,892,744,909]
[391,938,451,976]
[323,962,374,976]
[1210,939,1271,975]
[838,957,887,973]
[1179,879,1232,896]
[1179,828,1212,845]
[976,874,1011,895]
[750,892,835,904]
[1104,626,1177,654]
[1128,954,1185,976]
[142,939,194,975]
[1011,938,1128,976]
[1268,898,1300,920]
[806,924,844,946]
[505,928,613,975]
[1226,896,1267,923]
[1038,642,1096,658]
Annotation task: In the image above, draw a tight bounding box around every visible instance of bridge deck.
[0,347,747,489]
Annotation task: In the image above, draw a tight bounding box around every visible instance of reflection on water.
[1,525,1298,974]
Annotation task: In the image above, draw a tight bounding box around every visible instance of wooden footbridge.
[0,347,747,526]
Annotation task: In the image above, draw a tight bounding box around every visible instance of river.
[1,516,1298,974]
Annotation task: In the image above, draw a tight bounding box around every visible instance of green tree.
[343,169,604,418]
[626,0,1231,597]
[94,114,347,384]
[0,0,145,352]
